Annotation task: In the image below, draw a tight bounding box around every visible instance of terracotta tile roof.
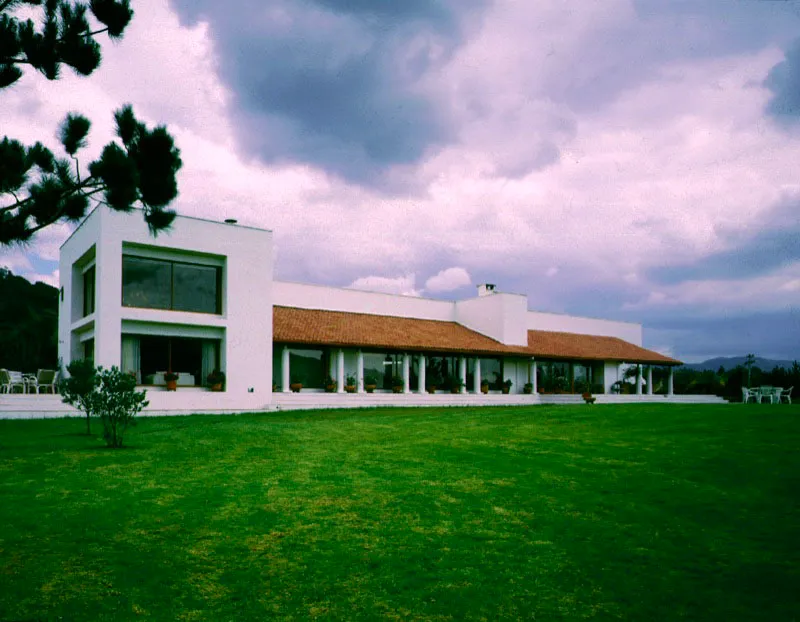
[274,306,515,356]
[273,306,682,365]
[526,330,681,365]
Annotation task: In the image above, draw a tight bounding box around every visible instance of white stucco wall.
[455,293,529,346]
[527,311,642,346]
[273,281,455,321]
[58,207,273,409]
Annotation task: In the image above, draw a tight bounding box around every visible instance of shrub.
[345,374,356,386]
[364,373,378,386]
[93,367,148,448]
[61,364,148,448]
[60,358,99,434]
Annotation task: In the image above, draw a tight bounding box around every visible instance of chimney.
[477,283,496,297]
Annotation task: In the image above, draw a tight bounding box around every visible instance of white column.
[473,357,481,393]
[337,349,345,393]
[418,354,426,394]
[647,365,653,395]
[459,357,467,394]
[402,353,410,393]
[532,359,538,393]
[668,366,674,396]
[281,346,290,392]
[636,364,642,395]
[357,350,364,393]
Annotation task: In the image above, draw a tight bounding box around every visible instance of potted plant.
[324,375,337,393]
[523,382,533,394]
[290,375,303,393]
[480,380,489,394]
[449,376,465,394]
[207,369,225,392]
[392,375,404,393]
[364,373,378,393]
[582,381,596,404]
[426,371,442,394]
[345,374,357,393]
[164,371,179,391]
[502,378,513,394]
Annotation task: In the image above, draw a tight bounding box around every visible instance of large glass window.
[288,348,327,388]
[362,352,404,390]
[173,263,219,314]
[82,266,95,317]
[425,355,466,390]
[122,334,220,387]
[82,338,94,363]
[538,361,571,393]
[122,256,221,314]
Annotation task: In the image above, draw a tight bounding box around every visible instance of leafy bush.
[60,358,99,434]
[61,364,148,447]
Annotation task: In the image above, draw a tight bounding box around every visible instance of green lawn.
[1,405,798,621]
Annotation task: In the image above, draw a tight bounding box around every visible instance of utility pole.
[744,353,755,388]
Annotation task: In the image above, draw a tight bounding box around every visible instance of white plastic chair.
[27,369,58,394]
[0,369,28,394]
[780,387,793,404]
[742,387,759,403]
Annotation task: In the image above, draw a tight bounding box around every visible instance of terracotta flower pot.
[166,380,177,391]
[345,385,356,393]
[210,383,223,392]
[365,384,376,393]
[290,383,303,393]
[481,385,489,394]
[392,385,403,394]
[502,387,510,394]
[426,386,437,394]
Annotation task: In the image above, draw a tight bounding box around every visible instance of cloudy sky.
[2,0,800,363]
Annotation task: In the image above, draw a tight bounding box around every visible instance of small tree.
[60,362,147,447]
[92,366,147,448]
[60,357,98,434]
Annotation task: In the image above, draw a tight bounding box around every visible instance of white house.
[39,206,695,416]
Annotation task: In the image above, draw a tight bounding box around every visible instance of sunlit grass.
[1,404,799,620]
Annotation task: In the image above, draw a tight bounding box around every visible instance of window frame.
[121,255,222,315]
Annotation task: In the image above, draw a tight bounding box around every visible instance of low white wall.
[528,311,642,345]
[273,281,455,321]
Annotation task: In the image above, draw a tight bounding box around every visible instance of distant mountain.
[683,356,798,372]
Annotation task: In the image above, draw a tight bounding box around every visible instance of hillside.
[683,356,797,372]
[0,268,59,373]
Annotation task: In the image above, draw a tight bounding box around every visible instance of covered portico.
[272,307,682,399]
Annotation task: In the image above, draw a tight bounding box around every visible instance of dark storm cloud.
[765,37,800,119]
[169,0,484,185]
[649,198,800,284]
[555,0,800,114]
[645,311,800,361]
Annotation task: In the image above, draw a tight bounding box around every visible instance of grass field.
[1,404,799,620]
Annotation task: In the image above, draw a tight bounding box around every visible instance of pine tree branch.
[0,176,101,215]
[0,57,35,66]
[85,27,109,38]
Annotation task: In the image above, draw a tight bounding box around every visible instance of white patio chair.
[28,369,58,394]
[742,387,759,403]
[780,387,793,404]
[1,369,28,394]
[762,387,783,404]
